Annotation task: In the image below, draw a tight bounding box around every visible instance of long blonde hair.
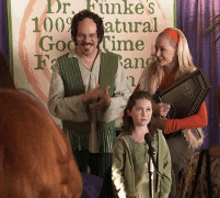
[138,27,204,148]
[139,27,197,95]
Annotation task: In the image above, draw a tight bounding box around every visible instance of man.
[47,10,131,178]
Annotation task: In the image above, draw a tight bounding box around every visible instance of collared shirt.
[47,47,132,152]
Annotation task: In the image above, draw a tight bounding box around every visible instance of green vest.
[57,51,118,133]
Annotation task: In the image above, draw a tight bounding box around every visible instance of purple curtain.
[0,0,9,63]
[1,0,219,149]
[177,0,220,149]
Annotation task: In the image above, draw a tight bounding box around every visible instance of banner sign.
[8,0,176,103]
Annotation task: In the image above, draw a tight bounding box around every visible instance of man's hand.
[81,85,104,104]
[89,86,111,112]
[153,103,171,118]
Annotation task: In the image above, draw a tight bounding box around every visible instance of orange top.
[157,74,208,134]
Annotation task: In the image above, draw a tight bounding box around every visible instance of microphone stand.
[148,146,163,198]
[148,148,154,198]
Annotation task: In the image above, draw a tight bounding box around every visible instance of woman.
[137,27,208,197]
[0,89,82,198]
[177,86,220,198]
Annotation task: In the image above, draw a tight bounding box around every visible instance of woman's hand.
[153,103,171,118]
[155,117,166,129]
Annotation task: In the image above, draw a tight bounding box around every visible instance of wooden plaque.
[154,69,212,119]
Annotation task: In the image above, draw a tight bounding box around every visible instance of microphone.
[144,133,155,155]
[145,133,163,178]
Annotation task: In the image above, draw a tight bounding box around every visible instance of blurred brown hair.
[0,89,82,198]
[0,52,15,89]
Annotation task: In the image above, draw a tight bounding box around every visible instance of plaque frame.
[154,69,212,119]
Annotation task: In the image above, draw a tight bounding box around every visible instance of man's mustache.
[81,42,93,46]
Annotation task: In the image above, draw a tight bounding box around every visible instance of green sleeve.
[158,131,172,197]
[111,139,127,198]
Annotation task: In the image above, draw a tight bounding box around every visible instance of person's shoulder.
[155,129,167,143]
[115,133,132,151]
[115,132,130,143]
[105,51,119,55]
[116,132,128,139]
[100,51,120,71]
[156,129,163,136]
[56,51,78,66]
[57,52,70,59]
[102,51,120,58]
[180,67,197,78]
[99,47,118,56]
[57,49,77,59]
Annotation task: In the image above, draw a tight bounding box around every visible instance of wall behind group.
[4,0,219,149]
[7,0,176,103]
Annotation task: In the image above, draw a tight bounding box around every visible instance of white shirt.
[47,47,132,152]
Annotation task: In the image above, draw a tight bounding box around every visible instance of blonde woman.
[136,27,208,197]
